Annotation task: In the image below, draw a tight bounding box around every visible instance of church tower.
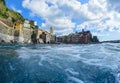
[50,26,54,35]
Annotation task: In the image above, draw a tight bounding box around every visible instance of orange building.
[13,20,23,37]
[13,20,23,29]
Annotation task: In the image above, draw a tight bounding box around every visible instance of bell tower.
[50,26,54,35]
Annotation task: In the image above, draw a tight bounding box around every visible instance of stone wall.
[23,28,33,43]
[0,21,9,35]
[36,29,43,39]
[46,33,51,43]
[0,21,13,42]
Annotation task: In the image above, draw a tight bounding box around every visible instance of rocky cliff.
[0,20,14,43]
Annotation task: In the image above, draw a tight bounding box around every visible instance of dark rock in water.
[14,41,18,43]
[92,36,99,43]
[10,40,14,44]
[31,31,37,44]
[1,40,5,43]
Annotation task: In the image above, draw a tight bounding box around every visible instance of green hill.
[0,0,6,5]
[0,0,24,22]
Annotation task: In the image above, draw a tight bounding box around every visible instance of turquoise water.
[0,43,120,83]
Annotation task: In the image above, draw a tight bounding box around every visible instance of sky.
[5,0,120,41]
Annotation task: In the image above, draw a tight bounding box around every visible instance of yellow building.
[13,20,23,29]
[12,20,24,42]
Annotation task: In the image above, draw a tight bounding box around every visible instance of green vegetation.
[0,0,6,5]
[0,0,24,22]
[35,25,39,29]
[0,0,8,18]
[7,9,24,22]
[30,20,35,28]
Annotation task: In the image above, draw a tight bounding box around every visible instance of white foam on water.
[16,46,49,59]
[80,54,120,70]
[65,68,83,83]
[75,44,120,70]
[38,61,43,66]
[16,47,31,59]
[115,72,120,83]
[16,46,63,69]
[38,56,46,66]
[15,44,120,83]
[9,63,15,71]
[16,44,120,69]
[65,68,79,76]
[67,76,84,83]
[38,55,50,66]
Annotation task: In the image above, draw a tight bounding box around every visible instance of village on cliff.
[0,17,56,44]
[0,0,99,44]
[0,17,99,44]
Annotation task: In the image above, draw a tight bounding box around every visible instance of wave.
[14,43,120,83]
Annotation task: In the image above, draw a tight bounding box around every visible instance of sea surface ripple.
[0,43,120,83]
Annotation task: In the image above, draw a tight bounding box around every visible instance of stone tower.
[50,26,54,35]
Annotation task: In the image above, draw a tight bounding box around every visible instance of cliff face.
[0,20,14,43]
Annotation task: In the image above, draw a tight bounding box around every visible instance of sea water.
[0,43,120,83]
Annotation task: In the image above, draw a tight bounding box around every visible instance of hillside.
[0,0,24,22]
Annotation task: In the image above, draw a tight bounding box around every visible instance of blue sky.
[5,0,120,41]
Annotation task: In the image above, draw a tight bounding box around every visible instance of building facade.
[12,20,24,43]
[0,18,56,44]
[23,19,30,28]
[56,29,98,44]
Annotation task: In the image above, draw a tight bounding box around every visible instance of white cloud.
[76,0,120,32]
[22,0,120,40]
[22,0,77,35]
[11,6,22,14]
[92,32,110,37]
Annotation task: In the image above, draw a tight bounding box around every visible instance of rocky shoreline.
[0,33,25,43]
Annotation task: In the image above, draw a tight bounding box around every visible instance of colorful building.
[23,19,30,28]
[56,29,98,44]
[12,20,24,43]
